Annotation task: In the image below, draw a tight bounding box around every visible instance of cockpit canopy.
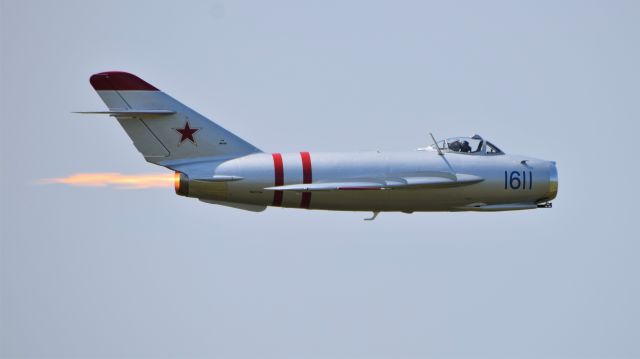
[425,134,504,155]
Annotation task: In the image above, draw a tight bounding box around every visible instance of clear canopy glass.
[427,135,503,155]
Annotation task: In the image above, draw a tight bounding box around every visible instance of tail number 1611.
[504,171,532,190]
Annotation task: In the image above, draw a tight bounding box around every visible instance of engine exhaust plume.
[40,172,174,189]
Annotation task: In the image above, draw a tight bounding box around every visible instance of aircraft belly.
[305,190,460,211]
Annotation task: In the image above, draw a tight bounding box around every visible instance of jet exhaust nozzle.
[173,172,228,201]
[174,172,189,197]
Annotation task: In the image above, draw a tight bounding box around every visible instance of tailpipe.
[174,172,189,197]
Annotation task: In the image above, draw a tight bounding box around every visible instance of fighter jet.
[78,71,558,219]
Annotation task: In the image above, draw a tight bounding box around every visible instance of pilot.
[449,140,462,152]
[460,140,471,153]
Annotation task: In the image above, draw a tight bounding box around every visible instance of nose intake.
[546,161,558,201]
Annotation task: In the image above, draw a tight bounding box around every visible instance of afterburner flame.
[41,172,174,189]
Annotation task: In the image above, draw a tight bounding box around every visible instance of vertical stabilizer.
[87,71,261,165]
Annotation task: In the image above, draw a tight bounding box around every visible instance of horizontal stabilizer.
[200,175,244,182]
[74,110,176,116]
[265,174,483,192]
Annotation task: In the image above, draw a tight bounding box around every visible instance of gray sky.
[1,0,639,358]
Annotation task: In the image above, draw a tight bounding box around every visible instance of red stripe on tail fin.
[90,71,159,91]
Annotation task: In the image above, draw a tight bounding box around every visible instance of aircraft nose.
[546,161,558,201]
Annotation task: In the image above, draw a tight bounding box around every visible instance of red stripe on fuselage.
[300,152,312,209]
[272,153,284,206]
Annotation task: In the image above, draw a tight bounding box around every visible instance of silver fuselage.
[173,150,558,212]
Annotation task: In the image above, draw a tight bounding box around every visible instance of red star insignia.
[174,121,200,144]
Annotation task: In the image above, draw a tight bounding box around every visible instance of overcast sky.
[1,0,639,358]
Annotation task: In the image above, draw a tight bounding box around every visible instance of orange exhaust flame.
[40,172,175,189]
